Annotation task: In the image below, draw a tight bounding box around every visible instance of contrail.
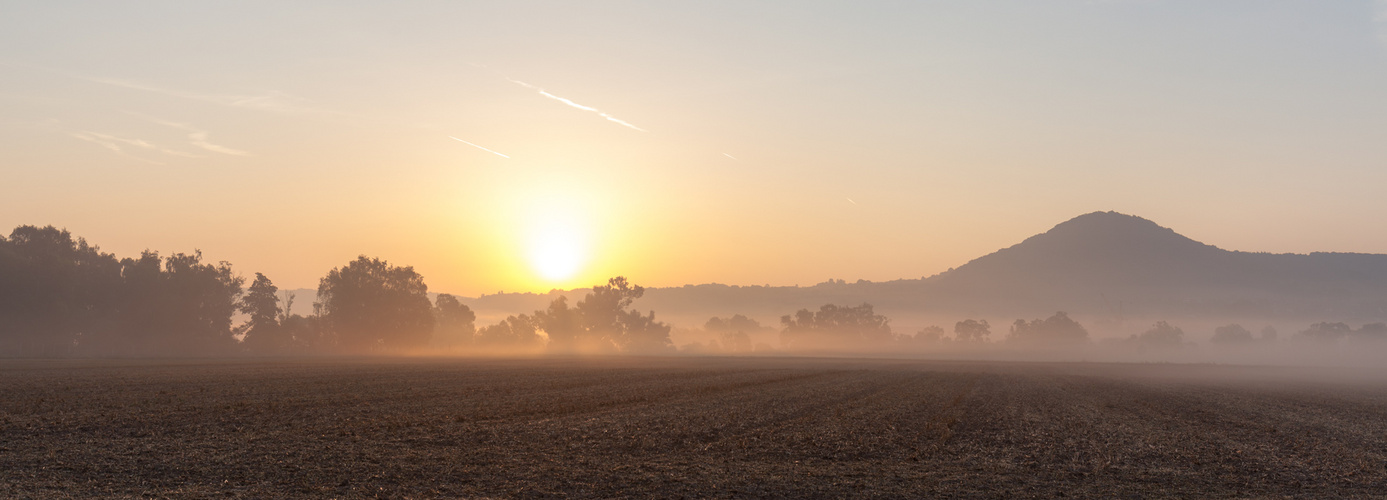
[536,89,599,112]
[847,198,857,205]
[449,136,510,158]
[508,79,646,132]
[723,153,738,160]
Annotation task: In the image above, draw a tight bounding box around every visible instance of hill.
[623,211,1387,330]
[322,211,1387,332]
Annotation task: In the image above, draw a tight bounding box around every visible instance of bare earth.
[2,357,1387,498]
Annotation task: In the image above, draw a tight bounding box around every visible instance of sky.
[2,0,1386,296]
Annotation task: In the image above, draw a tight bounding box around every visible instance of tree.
[316,256,434,352]
[103,250,243,356]
[705,314,764,353]
[1299,322,1351,342]
[618,309,674,353]
[475,314,543,347]
[0,225,246,357]
[1007,312,1088,344]
[914,325,948,344]
[1210,324,1254,344]
[954,319,991,342]
[155,251,245,355]
[719,330,753,353]
[240,273,287,354]
[575,276,645,349]
[280,313,323,353]
[533,277,671,353]
[1131,321,1184,348]
[780,303,893,349]
[0,226,123,356]
[534,295,582,350]
[433,294,477,349]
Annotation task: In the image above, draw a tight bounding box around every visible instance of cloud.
[723,153,739,160]
[68,131,171,164]
[131,114,251,156]
[89,77,319,114]
[187,131,250,156]
[508,79,646,132]
[71,131,200,157]
[449,136,510,158]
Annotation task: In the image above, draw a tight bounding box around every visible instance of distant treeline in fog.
[3,224,1387,360]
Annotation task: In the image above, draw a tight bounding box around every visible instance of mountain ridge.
[295,211,1387,328]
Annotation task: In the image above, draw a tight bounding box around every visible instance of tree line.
[3,224,1384,357]
[0,225,678,356]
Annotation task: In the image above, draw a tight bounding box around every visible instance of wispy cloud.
[68,131,177,164]
[508,79,646,132]
[89,77,318,114]
[449,136,510,158]
[131,114,251,156]
[187,131,250,156]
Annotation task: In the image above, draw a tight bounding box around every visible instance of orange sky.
[3,2,1387,295]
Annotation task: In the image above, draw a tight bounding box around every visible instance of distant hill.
[305,211,1387,331]
[628,211,1387,328]
[919,211,1387,319]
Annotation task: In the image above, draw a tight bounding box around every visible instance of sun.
[492,172,605,288]
[527,216,587,282]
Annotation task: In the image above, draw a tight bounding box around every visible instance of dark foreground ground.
[2,357,1387,498]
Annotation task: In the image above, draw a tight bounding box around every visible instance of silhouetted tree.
[279,290,297,323]
[780,303,893,349]
[0,226,122,356]
[719,330,753,353]
[280,313,323,353]
[1007,312,1088,344]
[575,276,646,350]
[104,250,244,356]
[433,294,477,349]
[618,309,674,353]
[534,277,671,353]
[475,314,543,347]
[240,273,288,354]
[914,325,948,344]
[1131,321,1184,348]
[316,256,434,352]
[705,314,764,353]
[953,319,991,342]
[535,295,582,349]
[705,315,764,335]
[1210,324,1254,344]
[1299,322,1351,342]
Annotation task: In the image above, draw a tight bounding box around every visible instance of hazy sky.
[3,1,1386,295]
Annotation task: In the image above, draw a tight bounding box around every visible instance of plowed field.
[3,357,1386,498]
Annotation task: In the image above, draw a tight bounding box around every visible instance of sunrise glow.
[526,215,587,282]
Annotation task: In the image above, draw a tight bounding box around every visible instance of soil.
[2,356,1386,498]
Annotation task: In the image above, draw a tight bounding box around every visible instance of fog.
[6,216,1387,376]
